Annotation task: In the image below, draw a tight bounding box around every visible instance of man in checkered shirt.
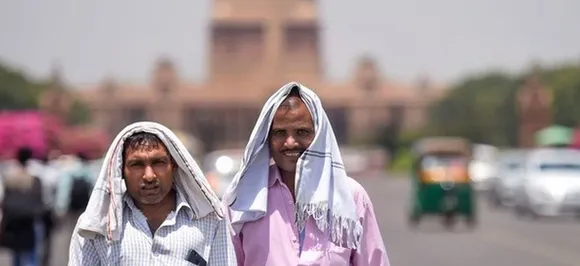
[68,122,237,265]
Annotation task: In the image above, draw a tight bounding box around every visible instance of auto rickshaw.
[408,137,476,228]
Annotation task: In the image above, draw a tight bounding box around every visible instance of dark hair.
[122,132,165,162]
[39,155,49,164]
[280,86,303,110]
[77,152,89,162]
[16,146,33,166]
[287,85,301,97]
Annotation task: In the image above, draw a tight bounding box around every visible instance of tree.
[67,99,92,125]
[427,72,519,146]
[541,63,580,127]
[425,61,580,148]
[0,63,46,110]
[0,61,92,125]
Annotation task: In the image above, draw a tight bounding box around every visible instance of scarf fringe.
[296,202,362,249]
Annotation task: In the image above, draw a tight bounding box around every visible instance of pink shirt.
[228,165,390,266]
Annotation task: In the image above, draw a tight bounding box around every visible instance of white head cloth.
[222,82,362,249]
[75,121,224,241]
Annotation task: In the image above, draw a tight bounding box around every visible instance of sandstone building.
[73,0,447,151]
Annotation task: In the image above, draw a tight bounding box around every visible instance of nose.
[143,165,156,182]
[284,135,299,149]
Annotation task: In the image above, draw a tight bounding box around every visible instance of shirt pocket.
[157,254,200,266]
[327,245,352,265]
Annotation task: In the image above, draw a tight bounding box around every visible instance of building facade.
[73,0,447,152]
[517,71,553,148]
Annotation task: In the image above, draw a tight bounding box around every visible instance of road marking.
[480,229,579,266]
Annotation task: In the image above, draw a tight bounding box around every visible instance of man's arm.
[351,188,391,266]
[208,217,238,266]
[68,232,101,266]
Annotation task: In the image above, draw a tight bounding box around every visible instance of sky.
[0,0,579,87]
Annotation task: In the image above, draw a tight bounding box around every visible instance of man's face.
[269,95,315,174]
[123,141,175,205]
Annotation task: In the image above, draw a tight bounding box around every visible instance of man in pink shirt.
[222,82,390,266]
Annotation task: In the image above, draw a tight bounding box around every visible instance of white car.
[513,148,580,219]
[487,149,529,207]
[469,144,499,191]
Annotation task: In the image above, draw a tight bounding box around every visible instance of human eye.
[271,129,286,136]
[152,159,169,166]
[297,129,312,136]
[127,161,144,168]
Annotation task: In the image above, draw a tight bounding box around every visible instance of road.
[2,174,579,266]
[362,175,580,266]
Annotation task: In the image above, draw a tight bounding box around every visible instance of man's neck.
[135,190,176,233]
[280,169,296,201]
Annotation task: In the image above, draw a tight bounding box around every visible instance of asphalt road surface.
[1,174,579,266]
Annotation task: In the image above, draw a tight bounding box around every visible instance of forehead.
[271,99,314,128]
[124,141,170,158]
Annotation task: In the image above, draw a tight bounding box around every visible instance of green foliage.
[427,72,519,146]
[0,61,92,125]
[397,130,428,148]
[426,62,580,147]
[541,63,580,127]
[0,63,46,109]
[388,147,413,172]
[67,99,92,125]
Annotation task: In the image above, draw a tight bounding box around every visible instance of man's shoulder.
[345,176,368,196]
[344,176,374,209]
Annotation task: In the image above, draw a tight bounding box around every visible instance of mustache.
[140,180,160,189]
[281,149,305,153]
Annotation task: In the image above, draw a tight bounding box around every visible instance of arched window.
[325,107,348,144]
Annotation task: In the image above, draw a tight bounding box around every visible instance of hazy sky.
[1,0,579,87]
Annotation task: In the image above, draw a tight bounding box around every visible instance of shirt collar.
[174,186,195,219]
[268,164,283,188]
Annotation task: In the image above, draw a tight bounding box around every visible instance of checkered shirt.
[68,191,237,266]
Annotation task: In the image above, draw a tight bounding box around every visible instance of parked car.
[469,144,499,191]
[487,149,529,208]
[512,148,580,219]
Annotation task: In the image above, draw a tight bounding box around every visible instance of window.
[389,105,404,126]
[362,78,377,91]
[538,163,580,172]
[505,162,521,170]
[126,107,147,123]
[325,107,348,144]
[284,25,318,53]
[212,24,264,58]
[184,107,228,152]
[421,155,466,169]
[158,82,170,94]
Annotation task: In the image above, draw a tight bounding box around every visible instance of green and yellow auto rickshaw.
[408,137,476,228]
